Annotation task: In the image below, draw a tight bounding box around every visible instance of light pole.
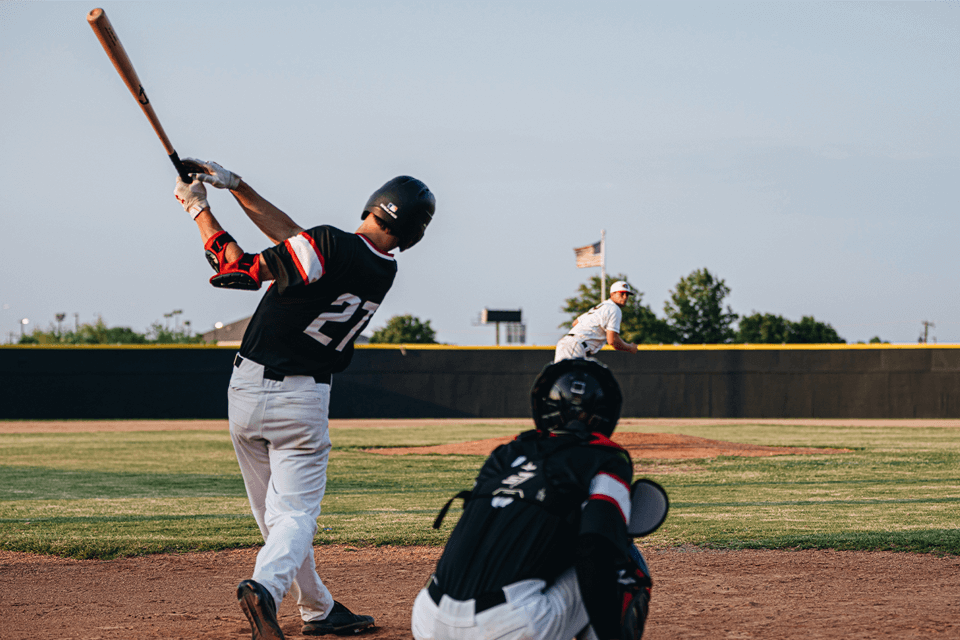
[55,313,66,338]
[214,321,224,344]
[20,318,29,340]
[172,309,183,331]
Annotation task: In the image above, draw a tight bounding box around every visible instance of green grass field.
[1,421,958,559]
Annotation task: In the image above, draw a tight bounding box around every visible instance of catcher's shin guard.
[619,566,652,640]
[620,587,649,640]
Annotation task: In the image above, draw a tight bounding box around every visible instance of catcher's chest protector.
[434,433,597,529]
[433,430,634,600]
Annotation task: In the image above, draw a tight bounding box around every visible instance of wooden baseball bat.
[86,7,192,183]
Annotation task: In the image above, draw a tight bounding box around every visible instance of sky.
[1,1,958,346]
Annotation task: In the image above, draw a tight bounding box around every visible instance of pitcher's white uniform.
[555,300,623,362]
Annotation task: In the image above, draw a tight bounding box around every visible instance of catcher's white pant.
[228,356,335,623]
[554,336,592,362]
[410,567,599,640]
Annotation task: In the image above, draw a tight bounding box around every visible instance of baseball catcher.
[412,359,661,640]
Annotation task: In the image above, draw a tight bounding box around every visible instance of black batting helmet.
[531,359,623,437]
[362,176,435,251]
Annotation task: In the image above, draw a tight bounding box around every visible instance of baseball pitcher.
[555,281,640,362]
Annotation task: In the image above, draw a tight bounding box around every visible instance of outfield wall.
[2,344,960,420]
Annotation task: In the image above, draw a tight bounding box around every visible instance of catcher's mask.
[530,359,623,437]
[361,176,435,251]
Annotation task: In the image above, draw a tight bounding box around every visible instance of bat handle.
[169,151,193,184]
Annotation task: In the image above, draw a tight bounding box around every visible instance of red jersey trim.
[284,237,308,282]
[284,232,325,284]
[589,471,631,522]
[595,470,630,492]
[357,234,396,260]
[590,494,628,523]
[588,432,627,452]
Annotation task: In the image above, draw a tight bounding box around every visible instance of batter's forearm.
[231,181,304,245]
[195,210,243,263]
[194,210,275,282]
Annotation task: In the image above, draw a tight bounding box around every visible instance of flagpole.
[600,229,606,301]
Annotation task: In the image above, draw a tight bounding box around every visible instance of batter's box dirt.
[2,545,958,640]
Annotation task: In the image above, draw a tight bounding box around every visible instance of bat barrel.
[87,7,182,162]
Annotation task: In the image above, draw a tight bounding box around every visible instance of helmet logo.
[379,202,399,218]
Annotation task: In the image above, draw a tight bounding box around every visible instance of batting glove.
[174,177,209,219]
[182,158,241,190]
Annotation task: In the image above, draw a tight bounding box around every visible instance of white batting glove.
[174,177,209,219]
[182,158,241,190]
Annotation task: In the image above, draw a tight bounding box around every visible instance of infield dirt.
[2,545,958,640]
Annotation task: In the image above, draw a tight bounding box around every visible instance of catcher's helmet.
[531,359,623,437]
[361,176,435,251]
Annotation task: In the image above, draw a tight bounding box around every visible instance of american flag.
[574,241,602,268]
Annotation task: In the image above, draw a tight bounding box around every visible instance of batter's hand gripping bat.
[86,7,192,183]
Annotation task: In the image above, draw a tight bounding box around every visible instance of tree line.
[13,269,876,346]
[17,317,203,345]
[562,268,879,345]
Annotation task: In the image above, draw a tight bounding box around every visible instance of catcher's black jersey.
[433,429,633,600]
[239,225,397,376]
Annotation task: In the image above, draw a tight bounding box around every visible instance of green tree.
[736,312,791,343]
[145,322,203,344]
[18,316,202,345]
[369,314,438,344]
[788,316,845,344]
[664,268,738,344]
[736,312,845,344]
[561,274,675,344]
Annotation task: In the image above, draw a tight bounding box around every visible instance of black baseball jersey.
[433,428,634,600]
[239,225,397,376]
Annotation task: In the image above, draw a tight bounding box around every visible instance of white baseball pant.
[228,356,335,623]
[410,566,599,640]
[554,336,592,362]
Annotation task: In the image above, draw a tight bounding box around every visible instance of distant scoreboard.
[481,309,522,324]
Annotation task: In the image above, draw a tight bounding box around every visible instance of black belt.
[234,354,331,385]
[426,575,507,613]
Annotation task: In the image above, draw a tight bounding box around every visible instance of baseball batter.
[174,160,435,640]
[555,281,640,362]
[412,359,652,640]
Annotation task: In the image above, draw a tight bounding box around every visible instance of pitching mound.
[369,432,850,459]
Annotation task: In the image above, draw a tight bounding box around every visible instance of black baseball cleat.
[237,579,285,640]
[301,601,375,636]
